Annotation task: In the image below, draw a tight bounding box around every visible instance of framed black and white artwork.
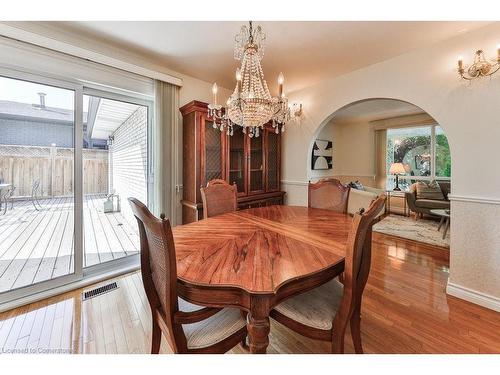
[311,139,333,170]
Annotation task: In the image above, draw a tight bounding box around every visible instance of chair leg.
[350,306,363,354]
[151,320,161,354]
[332,315,350,354]
[331,332,345,354]
[32,195,42,211]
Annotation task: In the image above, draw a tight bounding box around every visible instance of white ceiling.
[47,21,489,93]
[331,99,424,123]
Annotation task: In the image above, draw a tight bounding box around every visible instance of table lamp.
[389,162,407,191]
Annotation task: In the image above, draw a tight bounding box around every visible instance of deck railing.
[0,144,109,198]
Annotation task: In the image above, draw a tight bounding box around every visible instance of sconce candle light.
[457,46,500,80]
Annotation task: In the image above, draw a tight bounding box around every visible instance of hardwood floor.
[1,233,500,354]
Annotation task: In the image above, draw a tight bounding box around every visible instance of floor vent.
[82,282,118,300]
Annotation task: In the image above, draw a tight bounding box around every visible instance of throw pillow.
[348,180,364,190]
[416,180,445,200]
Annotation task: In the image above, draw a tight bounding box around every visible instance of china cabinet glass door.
[204,119,223,183]
[248,134,265,194]
[228,126,246,194]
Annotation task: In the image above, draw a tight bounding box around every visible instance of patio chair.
[31,180,43,211]
[2,185,16,215]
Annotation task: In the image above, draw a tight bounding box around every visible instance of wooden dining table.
[172,205,353,353]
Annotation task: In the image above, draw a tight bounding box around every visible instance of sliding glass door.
[0,70,151,308]
[82,91,150,270]
[0,71,82,304]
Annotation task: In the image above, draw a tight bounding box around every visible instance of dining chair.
[270,195,386,354]
[128,198,247,354]
[200,179,238,219]
[31,179,43,211]
[308,178,350,213]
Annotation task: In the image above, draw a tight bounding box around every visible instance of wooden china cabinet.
[180,100,285,224]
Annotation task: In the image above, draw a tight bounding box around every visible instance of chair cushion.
[178,298,247,350]
[273,279,344,330]
[415,198,450,209]
[415,180,445,200]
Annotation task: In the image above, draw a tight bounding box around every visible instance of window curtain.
[153,80,180,224]
[375,129,387,189]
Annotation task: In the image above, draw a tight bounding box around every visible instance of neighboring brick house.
[108,106,148,225]
[0,100,107,149]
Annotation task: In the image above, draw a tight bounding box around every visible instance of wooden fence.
[0,144,108,198]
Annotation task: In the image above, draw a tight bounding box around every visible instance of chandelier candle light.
[208,21,291,138]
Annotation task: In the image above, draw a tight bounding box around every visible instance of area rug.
[373,215,449,248]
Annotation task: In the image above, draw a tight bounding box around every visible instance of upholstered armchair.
[405,181,450,217]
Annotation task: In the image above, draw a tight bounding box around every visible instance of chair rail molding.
[448,194,500,205]
[281,180,309,186]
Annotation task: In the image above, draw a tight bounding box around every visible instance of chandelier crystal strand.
[208,21,291,137]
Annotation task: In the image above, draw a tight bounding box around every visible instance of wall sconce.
[457,46,500,80]
[290,102,303,118]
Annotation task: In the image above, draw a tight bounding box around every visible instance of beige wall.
[308,118,377,187]
[282,22,500,310]
[332,120,375,184]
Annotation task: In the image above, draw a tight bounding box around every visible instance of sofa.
[405,181,450,217]
[347,186,385,218]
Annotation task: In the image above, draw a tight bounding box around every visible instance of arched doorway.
[308,98,452,246]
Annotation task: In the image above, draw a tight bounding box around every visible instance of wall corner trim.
[446,281,500,313]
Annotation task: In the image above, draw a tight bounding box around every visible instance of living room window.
[386,124,451,190]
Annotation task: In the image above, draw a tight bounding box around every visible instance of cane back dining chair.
[270,195,386,354]
[128,198,247,354]
[308,178,350,213]
[200,179,238,219]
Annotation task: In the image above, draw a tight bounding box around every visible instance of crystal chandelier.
[208,21,291,138]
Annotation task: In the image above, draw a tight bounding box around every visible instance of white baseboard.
[446,281,500,312]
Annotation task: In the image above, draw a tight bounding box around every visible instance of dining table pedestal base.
[247,314,270,354]
[247,296,271,354]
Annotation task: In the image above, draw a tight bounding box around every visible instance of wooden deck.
[0,195,139,294]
